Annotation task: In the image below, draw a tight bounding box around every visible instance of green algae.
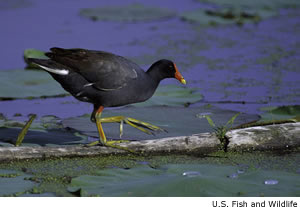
[0,150,298,196]
[0,173,21,178]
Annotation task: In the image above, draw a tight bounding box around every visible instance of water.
[227,173,238,179]
[264,180,279,185]
[237,169,245,174]
[182,171,201,177]
[0,152,299,196]
[0,0,299,197]
[0,0,299,119]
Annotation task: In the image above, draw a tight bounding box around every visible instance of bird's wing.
[46,47,139,91]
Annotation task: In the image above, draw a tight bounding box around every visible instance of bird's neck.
[146,63,165,84]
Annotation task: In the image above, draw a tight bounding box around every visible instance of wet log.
[0,123,299,161]
[227,122,300,150]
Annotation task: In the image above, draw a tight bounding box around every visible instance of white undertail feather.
[37,64,69,75]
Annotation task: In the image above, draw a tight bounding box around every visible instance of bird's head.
[150,59,186,84]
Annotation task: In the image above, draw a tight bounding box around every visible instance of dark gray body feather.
[29,48,160,107]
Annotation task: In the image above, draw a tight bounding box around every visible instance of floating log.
[0,123,299,161]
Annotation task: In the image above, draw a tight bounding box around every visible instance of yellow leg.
[88,106,126,145]
[88,107,133,154]
[87,106,166,154]
[96,112,107,144]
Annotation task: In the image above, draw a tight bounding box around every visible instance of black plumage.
[29,47,185,108]
[29,47,186,145]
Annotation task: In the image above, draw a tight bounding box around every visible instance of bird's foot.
[86,140,134,153]
[100,116,167,137]
[126,117,167,134]
[87,139,129,146]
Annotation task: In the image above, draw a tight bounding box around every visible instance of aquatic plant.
[200,113,240,151]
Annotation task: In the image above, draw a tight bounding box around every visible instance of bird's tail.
[27,58,69,75]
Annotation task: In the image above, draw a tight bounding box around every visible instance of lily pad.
[259,105,300,122]
[62,105,259,140]
[79,3,176,22]
[0,169,36,196]
[134,85,203,107]
[24,49,47,60]
[0,69,67,99]
[24,49,48,69]
[68,164,300,196]
[181,7,276,26]
[183,0,300,26]
[0,115,88,147]
[40,115,64,130]
[0,127,89,147]
[198,0,300,10]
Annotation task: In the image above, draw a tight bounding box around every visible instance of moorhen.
[29,47,186,146]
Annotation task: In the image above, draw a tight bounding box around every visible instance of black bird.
[29,47,186,146]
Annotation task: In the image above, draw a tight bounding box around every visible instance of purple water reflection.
[0,0,299,119]
[0,0,202,69]
[0,96,91,119]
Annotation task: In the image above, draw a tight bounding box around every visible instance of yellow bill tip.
[181,78,186,85]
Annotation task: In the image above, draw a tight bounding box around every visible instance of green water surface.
[0,151,299,197]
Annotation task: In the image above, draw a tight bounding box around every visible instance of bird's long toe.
[126,117,167,133]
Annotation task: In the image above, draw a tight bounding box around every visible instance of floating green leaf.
[0,169,36,196]
[134,85,203,107]
[40,115,64,130]
[24,49,48,69]
[259,105,300,122]
[68,164,300,196]
[80,3,176,22]
[0,115,88,147]
[182,0,300,26]
[181,7,276,26]
[24,49,47,60]
[0,69,68,99]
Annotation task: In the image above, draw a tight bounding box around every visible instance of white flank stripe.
[37,64,69,75]
[83,83,94,87]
